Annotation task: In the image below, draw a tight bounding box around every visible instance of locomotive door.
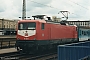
[48,27,51,40]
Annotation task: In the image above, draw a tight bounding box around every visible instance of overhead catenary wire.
[69,0,89,10]
[29,0,88,18]
[30,0,59,10]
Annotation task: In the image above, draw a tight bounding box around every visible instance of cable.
[30,0,59,10]
[30,0,86,18]
[69,0,89,10]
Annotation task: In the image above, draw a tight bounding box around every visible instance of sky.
[0,0,90,21]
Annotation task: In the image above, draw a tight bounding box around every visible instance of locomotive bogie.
[16,38,77,52]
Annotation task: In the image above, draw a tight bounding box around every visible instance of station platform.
[0,48,17,54]
[0,35,16,38]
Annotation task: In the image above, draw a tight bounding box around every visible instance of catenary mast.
[22,0,26,20]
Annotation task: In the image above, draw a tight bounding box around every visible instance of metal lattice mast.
[22,0,26,20]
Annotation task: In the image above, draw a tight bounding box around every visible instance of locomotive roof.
[18,19,68,25]
[18,20,46,23]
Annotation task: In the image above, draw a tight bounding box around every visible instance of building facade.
[52,16,61,22]
[0,19,19,35]
[67,21,90,27]
[0,19,18,30]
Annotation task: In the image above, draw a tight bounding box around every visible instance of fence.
[0,38,16,49]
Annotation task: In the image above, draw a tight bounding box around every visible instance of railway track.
[22,52,57,60]
[0,52,57,60]
[0,48,57,60]
[0,51,27,60]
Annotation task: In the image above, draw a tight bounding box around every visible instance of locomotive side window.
[18,22,36,30]
[41,23,45,30]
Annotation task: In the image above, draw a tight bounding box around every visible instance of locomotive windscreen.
[18,22,36,30]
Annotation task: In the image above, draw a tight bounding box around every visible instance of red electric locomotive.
[15,15,78,52]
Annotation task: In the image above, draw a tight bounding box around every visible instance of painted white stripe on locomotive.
[18,30,36,37]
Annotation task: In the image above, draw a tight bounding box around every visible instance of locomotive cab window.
[41,23,45,30]
[18,22,36,30]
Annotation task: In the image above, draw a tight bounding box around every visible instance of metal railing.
[0,38,16,49]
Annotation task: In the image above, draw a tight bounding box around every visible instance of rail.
[0,45,57,60]
[27,52,57,60]
[0,51,57,60]
[0,38,16,49]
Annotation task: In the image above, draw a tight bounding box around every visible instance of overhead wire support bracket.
[58,11,69,21]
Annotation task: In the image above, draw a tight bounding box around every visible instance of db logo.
[25,31,28,36]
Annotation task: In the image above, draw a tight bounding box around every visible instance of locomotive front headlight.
[34,38,36,40]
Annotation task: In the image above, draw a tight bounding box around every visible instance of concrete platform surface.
[0,48,17,54]
[0,35,16,38]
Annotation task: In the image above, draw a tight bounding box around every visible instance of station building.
[0,19,19,35]
[67,20,90,27]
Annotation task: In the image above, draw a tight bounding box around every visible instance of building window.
[85,22,86,25]
[82,22,84,26]
[7,25,8,28]
[4,25,5,28]
[81,22,82,26]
